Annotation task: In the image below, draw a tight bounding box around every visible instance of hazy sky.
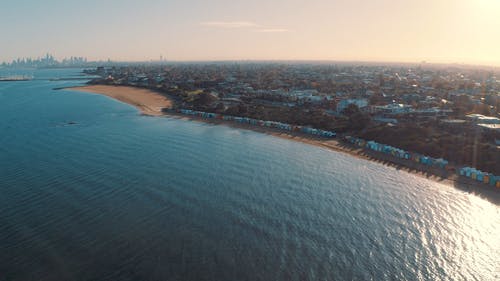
[2,0,500,65]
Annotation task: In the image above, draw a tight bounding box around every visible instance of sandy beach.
[68,85,172,116]
[65,85,499,204]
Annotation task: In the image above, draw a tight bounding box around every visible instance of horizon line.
[3,58,500,69]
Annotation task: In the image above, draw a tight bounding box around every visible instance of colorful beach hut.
[490,175,497,186]
[483,174,490,184]
[476,171,484,182]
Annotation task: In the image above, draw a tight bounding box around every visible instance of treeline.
[202,102,342,132]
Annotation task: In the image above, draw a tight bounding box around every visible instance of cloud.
[200,21,291,33]
[200,21,259,28]
[254,28,289,33]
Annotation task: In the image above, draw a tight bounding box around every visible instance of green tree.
[342,104,370,131]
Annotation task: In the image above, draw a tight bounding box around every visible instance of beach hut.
[483,174,490,184]
[367,141,376,150]
[397,150,403,158]
[382,145,390,154]
[412,154,420,162]
[398,151,404,158]
[326,131,336,137]
[425,157,433,165]
[466,168,474,177]
[465,167,473,178]
[397,150,405,158]
[358,140,366,147]
[471,170,477,180]
[420,156,429,165]
[459,168,466,176]
[476,171,484,182]
[489,175,496,186]
[433,158,447,169]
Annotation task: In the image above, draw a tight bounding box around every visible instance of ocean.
[0,68,498,281]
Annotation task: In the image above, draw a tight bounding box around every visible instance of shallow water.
[0,69,498,281]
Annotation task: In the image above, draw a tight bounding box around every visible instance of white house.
[337,98,369,113]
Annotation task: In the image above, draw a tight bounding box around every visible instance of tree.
[214,103,225,113]
[342,103,361,117]
[342,104,370,131]
[192,93,217,107]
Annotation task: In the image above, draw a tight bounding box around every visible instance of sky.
[1,0,500,65]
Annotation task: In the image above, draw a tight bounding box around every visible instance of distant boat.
[0,75,33,82]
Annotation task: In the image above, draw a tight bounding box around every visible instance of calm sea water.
[0,69,498,281]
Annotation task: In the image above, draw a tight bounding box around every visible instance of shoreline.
[66,85,172,116]
[64,85,499,204]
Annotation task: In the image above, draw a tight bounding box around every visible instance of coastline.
[64,85,499,204]
[67,85,172,116]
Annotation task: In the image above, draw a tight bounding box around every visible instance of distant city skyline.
[2,0,500,66]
